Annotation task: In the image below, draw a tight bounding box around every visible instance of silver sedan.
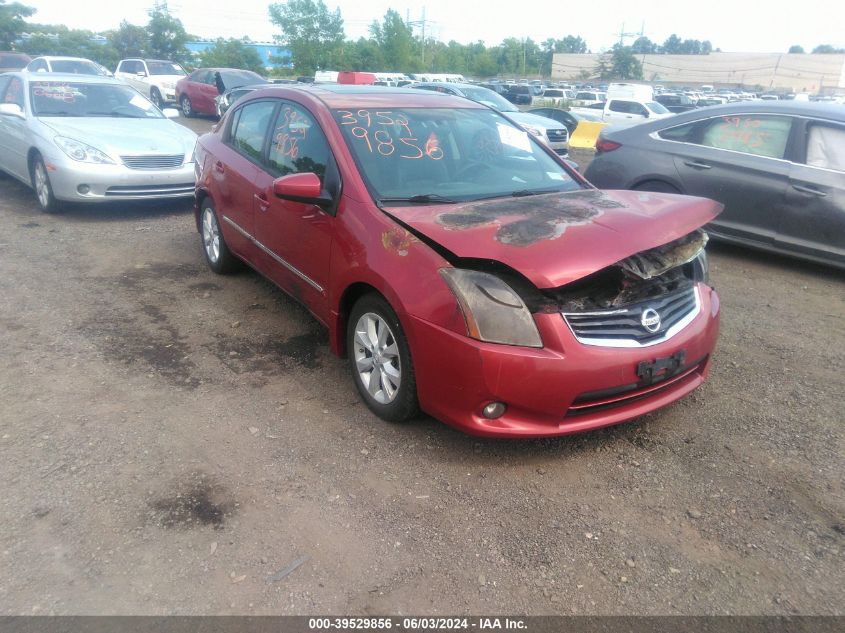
[0,72,197,212]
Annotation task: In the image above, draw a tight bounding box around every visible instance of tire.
[180,95,194,118]
[199,198,240,274]
[150,87,164,109]
[347,293,418,423]
[633,180,681,194]
[30,154,62,214]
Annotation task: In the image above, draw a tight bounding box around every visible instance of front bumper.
[407,284,720,438]
[47,159,196,202]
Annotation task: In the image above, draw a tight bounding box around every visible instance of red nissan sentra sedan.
[193,85,722,438]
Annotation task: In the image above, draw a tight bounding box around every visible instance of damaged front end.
[542,230,710,347]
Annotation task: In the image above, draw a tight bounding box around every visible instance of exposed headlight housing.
[692,249,709,284]
[440,268,542,348]
[54,136,114,164]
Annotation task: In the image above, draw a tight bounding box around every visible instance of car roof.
[32,56,96,62]
[18,72,124,85]
[244,84,486,110]
[122,58,181,64]
[605,101,845,138]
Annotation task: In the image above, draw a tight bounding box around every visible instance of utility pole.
[408,7,428,66]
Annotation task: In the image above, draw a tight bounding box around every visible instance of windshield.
[30,81,163,118]
[646,101,670,114]
[147,61,185,76]
[50,60,102,75]
[334,107,581,204]
[219,70,266,89]
[460,86,517,112]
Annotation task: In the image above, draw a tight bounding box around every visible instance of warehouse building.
[552,52,845,93]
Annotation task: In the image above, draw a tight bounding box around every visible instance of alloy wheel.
[202,208,220,263]
[34,161,50,209]
[353,312,402,405]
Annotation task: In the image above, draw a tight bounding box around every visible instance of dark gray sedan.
[584,102,845,268]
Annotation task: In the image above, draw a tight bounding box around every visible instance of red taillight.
[595,138,622,153]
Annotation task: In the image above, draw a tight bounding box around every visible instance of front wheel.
[348,294,418,423]
[150,87,164,109]
[31,155,61,214]
[180,95,194,118]
[200,198,240,274]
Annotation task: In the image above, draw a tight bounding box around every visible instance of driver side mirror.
[0,103,24,118]
[136,71,148,78]
[273,172,333,208]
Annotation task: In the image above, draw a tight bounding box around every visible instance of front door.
[253,101,336,321]
[778,120,845,265]
[670,113,794,245]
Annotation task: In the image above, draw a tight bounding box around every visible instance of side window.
[268,102,330,182]
[608,101,630,113]
[0,76,10,99]
[700,115,791,159]
[3,77,24,108]
[229,101,276,162]
[633,103,649,116]
[805,124,845,172]
[658,121,698,142]
[31,59,46,71]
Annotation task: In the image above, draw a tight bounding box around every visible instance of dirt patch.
[148,478,235,529]
[211,330,328,375]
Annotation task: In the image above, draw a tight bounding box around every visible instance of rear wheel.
[633,180,681,194]
[347,294,418,423]
[200,198,239,274]
[30,154,61,214]
[180,95,194,118]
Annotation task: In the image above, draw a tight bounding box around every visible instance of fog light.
[482,402,507,419]
[77,184,90,194]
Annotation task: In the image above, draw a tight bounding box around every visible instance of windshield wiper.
[510,188,560,197]
[36,112,82,117]
[379,194,458,204]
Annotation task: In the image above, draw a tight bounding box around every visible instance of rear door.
[604,100,647,122]
[660,113,793,245]
[212,99,278,260]
[778,119,845,264]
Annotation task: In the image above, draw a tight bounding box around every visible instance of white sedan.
[0,72,197,212]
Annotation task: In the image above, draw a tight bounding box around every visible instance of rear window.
[50,60,101,75]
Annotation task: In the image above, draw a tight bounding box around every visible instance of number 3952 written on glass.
[336,109,444,160]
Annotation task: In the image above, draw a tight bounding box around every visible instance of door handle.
[214,161,225,174]
[254,193,270,211]
[792,184,827,197]
[683,161,712,170]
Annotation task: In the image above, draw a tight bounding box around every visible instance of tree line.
[1,0,842,78]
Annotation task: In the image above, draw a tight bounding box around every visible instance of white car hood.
[38,117,197,159]
[506,111,567,131]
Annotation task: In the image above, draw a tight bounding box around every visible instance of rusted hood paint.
[384,189,723,288]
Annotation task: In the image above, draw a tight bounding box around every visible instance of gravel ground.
[0,116,842,616]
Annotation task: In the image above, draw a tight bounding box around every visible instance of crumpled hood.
[39,117,197,160]
[384,189,723,288]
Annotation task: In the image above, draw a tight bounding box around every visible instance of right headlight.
[440,268,542,348]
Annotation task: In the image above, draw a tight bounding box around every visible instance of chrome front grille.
[105,183,194,197]
[563,286,700,348]
[546,128,569,143]
[120,154,184,170]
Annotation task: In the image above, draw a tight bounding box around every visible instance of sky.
[25,0,845,53]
